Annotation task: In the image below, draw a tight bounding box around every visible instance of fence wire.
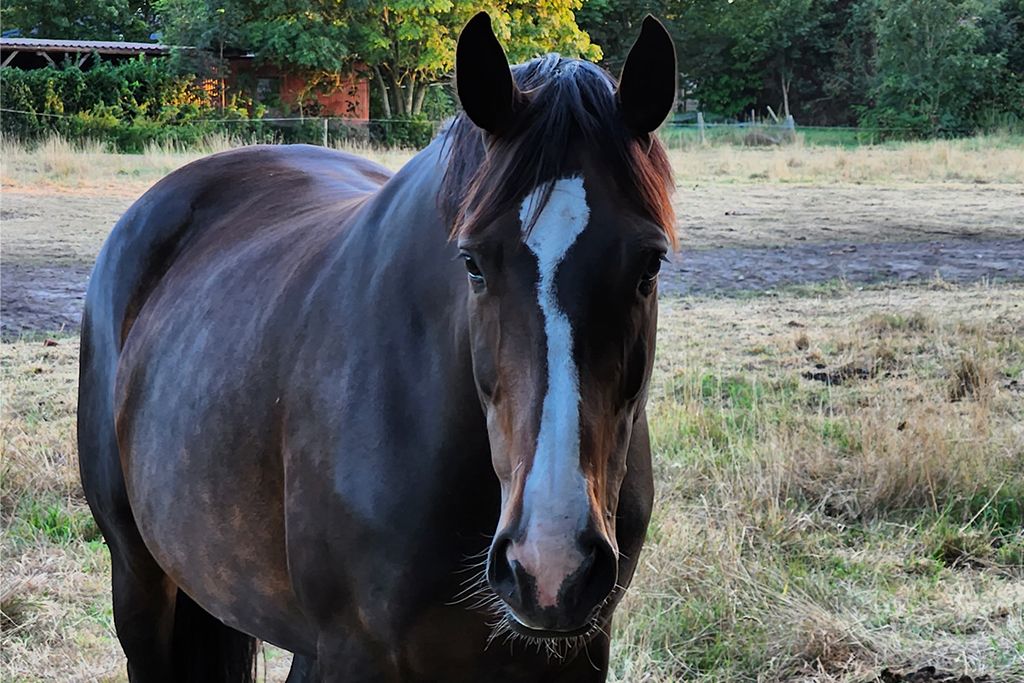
[0,106,938,151]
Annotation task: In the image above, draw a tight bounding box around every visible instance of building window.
[256,77,280,103]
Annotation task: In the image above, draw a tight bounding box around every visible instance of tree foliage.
[155,0,597,118]
[864,0,1017,133]
[156,0,351,73]
[4,0,1022,133]
[577,0,660,73]
[587,0,1022,133]
[1,0,157,41]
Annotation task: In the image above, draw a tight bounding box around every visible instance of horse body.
[113,143,412,651]
[79,13,676,682]
[94,142,486,661]
[86,142,639,679]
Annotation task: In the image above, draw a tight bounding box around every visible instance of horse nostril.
[571,536,617,617]
[488,535,522,606]
[575,546,597,584]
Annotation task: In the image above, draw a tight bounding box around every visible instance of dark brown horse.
[78,13,676,682]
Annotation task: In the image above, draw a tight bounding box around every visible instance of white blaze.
[517,176,591,606]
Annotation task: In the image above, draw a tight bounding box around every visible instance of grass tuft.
[625,284,1024,682]
[948,354,994,402]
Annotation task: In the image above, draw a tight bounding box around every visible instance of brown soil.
[674,183,1024,249]
[879,666,993,682]
[1,263,91,337]
[2,183,1022,337]
[661,237,1024,296]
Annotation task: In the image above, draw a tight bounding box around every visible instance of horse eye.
[638,253,663,296]
[462,254,485,282]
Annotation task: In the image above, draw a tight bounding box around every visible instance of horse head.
[448,12,677,638]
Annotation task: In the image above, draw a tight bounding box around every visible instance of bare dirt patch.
[879,666,992,682]
[2,181,1023,336]
[1,189,132,266]
[662,237,1024,296]
[1,264,91,337]
[674,183,1024,249]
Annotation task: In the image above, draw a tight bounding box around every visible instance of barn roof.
[0,37,173,56]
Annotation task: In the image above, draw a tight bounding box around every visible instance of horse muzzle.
[486,522,617,634]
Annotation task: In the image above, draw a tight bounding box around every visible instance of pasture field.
[1,137,1022,681]
[2,134,1023,270]
[3,285,1022,681]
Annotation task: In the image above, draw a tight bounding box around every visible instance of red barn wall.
[279,72,369,120]
[228,61,369,120]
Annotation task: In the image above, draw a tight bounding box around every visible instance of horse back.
[86,144,390,353]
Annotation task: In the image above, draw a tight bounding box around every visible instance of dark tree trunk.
[373,66,391,119]
[405,75,417,116]
[781,72,792,119]
[389,73,406,117]
[412,82,428,117]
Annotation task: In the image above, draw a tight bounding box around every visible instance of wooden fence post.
[697,111,706,145]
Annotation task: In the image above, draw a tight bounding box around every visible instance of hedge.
[1,58,448,151]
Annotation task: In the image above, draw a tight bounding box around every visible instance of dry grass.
[0,337,121,681]
[0,135,414,195]
[3,133,1023,194]
[664,133,1024,185]
[2,284,1022,681]
[609,283,1024,682]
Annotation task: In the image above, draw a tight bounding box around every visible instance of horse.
[77,12,677,682]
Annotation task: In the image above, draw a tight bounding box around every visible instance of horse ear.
[618,15,677,135]
[456,12,518,135]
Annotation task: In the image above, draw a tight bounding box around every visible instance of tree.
[156,0,351,73]
[156,0,597,119]
[2,0,157,41]
[866,0,1010,133]
[347,1,466,119]
[577,0,669,75]
[821,0,878,125]
[156,0,353,111]
[156,0,248,110]
[754,0,828,119]
[352,0,600,119]
[659,0,830,119]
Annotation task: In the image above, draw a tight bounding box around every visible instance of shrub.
[0,57,260,151]
[368,117,437,149]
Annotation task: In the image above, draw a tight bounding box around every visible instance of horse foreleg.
[314,630,400,683]
[108,537,178,682]
[285,653,318,682]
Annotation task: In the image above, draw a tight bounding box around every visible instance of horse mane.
[440,54,676,247]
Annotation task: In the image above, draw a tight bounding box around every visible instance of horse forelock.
[439,54,676,247]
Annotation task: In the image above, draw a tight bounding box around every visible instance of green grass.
[658,124,1024,150]
[2,284,1022,682]
[9,498,101,546]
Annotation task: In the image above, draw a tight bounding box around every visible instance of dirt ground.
[2,181,1022,336]
[674,182,1023,248]
[2,143,1022,681]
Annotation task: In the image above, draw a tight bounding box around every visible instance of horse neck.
[331,135,469,327]
[359,136,452,248]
